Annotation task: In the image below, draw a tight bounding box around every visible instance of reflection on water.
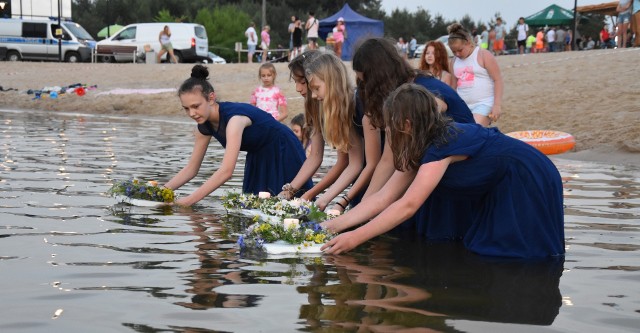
[1,110,639,332]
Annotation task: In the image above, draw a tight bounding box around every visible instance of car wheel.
[65,52,80,63]
[173,52,182,63]
[6,50,21,62]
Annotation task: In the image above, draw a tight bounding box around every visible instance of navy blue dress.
[198,102,313,195]
[414,74,475,124]
[414,123,565,258]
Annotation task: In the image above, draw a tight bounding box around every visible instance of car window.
[51,24,71,40]
[22,22,47,38]
[194,26,207,39]
[63,22,94,40]
[115,27,136,40]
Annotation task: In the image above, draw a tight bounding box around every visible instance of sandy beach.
[1,48,639,165]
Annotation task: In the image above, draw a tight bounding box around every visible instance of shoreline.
[1,106,637,168]
[1,48,639,167]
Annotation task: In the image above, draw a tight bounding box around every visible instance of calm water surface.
[1,110,639,332]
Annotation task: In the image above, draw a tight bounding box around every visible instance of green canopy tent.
[524,4,577,26]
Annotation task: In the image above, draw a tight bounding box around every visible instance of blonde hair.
[258,63,277,82]
[304,53,355,152]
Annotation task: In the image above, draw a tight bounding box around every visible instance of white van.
[0,18,95,62]
[96,23,208,63]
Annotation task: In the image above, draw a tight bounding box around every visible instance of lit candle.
[258,191,271,199]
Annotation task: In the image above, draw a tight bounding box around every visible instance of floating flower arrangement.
[221,191,338,254]
[108,178,175,206]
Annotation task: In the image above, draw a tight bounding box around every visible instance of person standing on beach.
[556,27,566,52]
[409,35,417,58]
[479,25,489,50]
[493,18,507,56]
[245,22,258,63]
[157,25,178,64]
[306,11,319,50]
[632,0,640,47]
[516,17,529,55]
[536,28,545,52]
[320,83,565,259]
[260,25,271,63]
[397,37,408,59]
[291,18,303,59]
[288,15,296,54]
[164,65,312,206]
[449,23,504,127]
[250,63,288,122]
[488,26,496,54]
[332,17,347,59]
[526,33,536,53]
[617,0,633,48]
[546,27,557,52]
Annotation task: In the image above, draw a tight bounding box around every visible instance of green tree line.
[72,0,606,62]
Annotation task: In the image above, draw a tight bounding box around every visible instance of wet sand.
[1,48,639,165]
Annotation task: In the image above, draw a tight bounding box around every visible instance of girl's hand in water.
[320,231,359,254]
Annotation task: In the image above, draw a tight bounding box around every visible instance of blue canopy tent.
[319,4,384,60]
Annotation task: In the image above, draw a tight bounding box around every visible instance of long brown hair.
[352,37,415,129]
[383,83,451,171]
[419,41,450,78]
[288,50,321,135]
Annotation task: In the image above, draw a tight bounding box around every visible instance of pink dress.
[250,86,287,119]
[261,30,270,49]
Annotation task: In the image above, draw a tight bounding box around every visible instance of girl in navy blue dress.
[350,37,475,202]
[165,65,312,206]
[322,83,565,258]
[277,51,366,212]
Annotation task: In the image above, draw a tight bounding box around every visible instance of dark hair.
[179,65,215,100]
[288,50,322,131]
[383,83,451,171]
[352,37,416,129]
[291,113,305,127]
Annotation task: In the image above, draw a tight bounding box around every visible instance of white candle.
[283,218,300,229]
[258,191,271,199]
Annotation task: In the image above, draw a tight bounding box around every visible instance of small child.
[290,113,311,157]
[250,63,288,121]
